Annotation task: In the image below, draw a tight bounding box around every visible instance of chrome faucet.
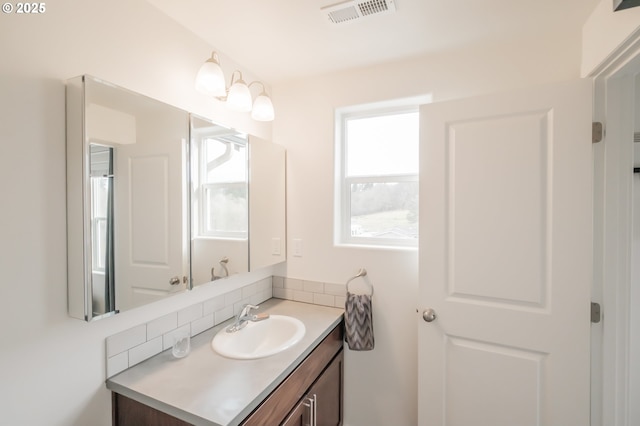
[211,257,230,281]
[225,304,269,333]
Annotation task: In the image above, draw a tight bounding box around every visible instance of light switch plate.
[271,237,281,255]
[293,239,303,257]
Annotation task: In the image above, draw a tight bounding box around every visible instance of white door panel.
[419,79,592,426]
[115,106,187,310]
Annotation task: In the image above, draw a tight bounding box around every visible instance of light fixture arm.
[215,70,246,102]
[229,70,245,86]
[248,80,267,94]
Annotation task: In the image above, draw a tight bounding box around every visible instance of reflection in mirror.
[66,75,190,321]
[249,137,287,270]
[190,115,249,286]
[89,145,115,313]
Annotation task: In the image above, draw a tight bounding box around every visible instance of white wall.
[272,32,584,426]
[582,0,640,76]
[0,1,273,425]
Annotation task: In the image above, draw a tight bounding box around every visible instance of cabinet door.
[282,397,312,426]
[309,350,343,426]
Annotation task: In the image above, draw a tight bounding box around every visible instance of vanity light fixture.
[195,52,275,122]
[194,52,226,97]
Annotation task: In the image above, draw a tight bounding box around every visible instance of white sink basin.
[211,315,306,360]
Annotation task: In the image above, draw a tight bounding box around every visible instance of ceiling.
[148,0,600,85]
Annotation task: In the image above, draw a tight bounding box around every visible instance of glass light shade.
[195,57,226,97]
[227,81,252,112]
[251,93,275,121]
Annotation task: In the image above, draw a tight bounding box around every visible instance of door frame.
[590,29,640,426]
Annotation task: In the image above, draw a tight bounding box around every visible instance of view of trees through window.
[350,182,418,239]
[340,108,419,245]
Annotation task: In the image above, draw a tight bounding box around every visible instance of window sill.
[334,242,418,251]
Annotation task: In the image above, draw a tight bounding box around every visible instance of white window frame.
[197,136,248,240]
[335,103,421,248]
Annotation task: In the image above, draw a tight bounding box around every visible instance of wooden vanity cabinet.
[241,324,344,426]
[281,398,310,426]
[112,393,191,426]
[112,321,343,426]
[280,349,343,426]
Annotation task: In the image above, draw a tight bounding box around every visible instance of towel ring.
[345,268,374,296]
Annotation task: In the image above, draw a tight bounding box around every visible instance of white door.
[418,79,592,426]
[115,105,188,310]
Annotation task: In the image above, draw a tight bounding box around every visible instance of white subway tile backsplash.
[273,287,294,300]
[147,313,177,340]
[215,305,234,325]
[283,278,303,290]
[293,290,314,304]
[251,289,272,305]
[224,289,242,306]
[106,324,146,358]
[303,280,324,293]
[258,277,272,292]
[313,293,335,307]
[106,352,129,378]
[272,276,284,288]
[272,275,347,310]
[178,303,203,326]
[162,325,190,351]
[324,283,346,296]
[129,337,163,366]
[241,283,258,299]
[191,314,214,336]
[203,295,225,315]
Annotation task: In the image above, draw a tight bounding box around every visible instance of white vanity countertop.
[106,299,344,426]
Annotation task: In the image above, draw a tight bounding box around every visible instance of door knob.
[422,308,437,322]
[169,276,181,286]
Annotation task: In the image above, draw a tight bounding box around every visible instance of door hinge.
[591,302,601,323]
[592,122,603,143]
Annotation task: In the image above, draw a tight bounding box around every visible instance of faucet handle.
[239,304,259,317]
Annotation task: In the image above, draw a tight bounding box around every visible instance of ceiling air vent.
[322,0,396,24]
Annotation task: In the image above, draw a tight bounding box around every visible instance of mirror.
[249,136,286,270]
[67,76,287,321]
[190,115,249,285]
[189,116,287,285]
[66,75,190,321]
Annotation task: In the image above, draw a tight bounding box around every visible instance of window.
[336,105,419,247]
[196,133,248,239]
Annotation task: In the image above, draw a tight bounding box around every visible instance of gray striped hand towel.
[344,292,374,351]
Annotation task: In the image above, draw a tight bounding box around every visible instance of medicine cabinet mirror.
[67,76,287,321]
[66,75,190,321]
